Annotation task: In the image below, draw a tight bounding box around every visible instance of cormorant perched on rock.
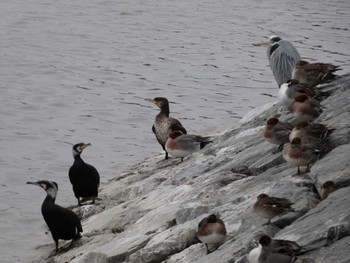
[69,143,100,206]
[27,180,83,253]
[145,97,187,159]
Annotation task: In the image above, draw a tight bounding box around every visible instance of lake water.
[1,0,349,261]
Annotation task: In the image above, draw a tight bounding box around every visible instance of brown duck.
[145,97,187,159]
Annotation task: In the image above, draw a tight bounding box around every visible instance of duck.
[292,59,340,86]
[278,79,327,108]
[263,117,293,151]
[282,137,321,174]
[27,180,83,254]
[197,214,227,254]
[288,94,322,122]
[145,97,187,160]
[320,180,337,200]
[249,235,303,263]
[289,121,333,143]
[165,130,212,162]
[69,143,100,206]
[253,194,294,226]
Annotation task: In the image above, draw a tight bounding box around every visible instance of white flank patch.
[283,155,310,166]
[278,83,291,107]
[199,233,225,244]
[248,244,261,263]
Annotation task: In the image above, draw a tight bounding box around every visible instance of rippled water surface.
[1,0,349,261]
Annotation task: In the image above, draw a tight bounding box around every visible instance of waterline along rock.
[30,74,350,263]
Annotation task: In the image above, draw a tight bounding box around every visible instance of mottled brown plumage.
[289,121,334,143]
[165,130,212,162]
[288,94,322,122]
[263,117,293,151]
[253,194,294,225]
[292,59,340,86]
[320,181,337,200]
[249,235,308,263]
[278,79,328,108]
[145,97,187,159]
[282,137,322,174]
[197,214,227,254]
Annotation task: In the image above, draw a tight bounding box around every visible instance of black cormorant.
[69,143,100,206]
[27,180,83,253]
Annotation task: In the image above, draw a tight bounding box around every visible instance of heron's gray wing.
[269,41,301,86]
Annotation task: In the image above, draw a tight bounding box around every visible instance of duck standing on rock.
[69,143,100,206]
[254,35,300,87]
[282,137,321,175]
[292,59,340,86]
[145,97,187,160]
[197,214,227,254]
[263,117,293,151]
[253,194,295,226]
[27,180,83,254]
[165,130,212,162]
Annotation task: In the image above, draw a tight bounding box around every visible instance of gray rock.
[309,144,350,196]
[276,186,350,249]
[71,252,108,263]
[29,74,350,263]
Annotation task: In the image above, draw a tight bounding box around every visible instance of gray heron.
[255,35,301,87]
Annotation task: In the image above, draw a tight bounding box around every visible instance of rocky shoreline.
[31,74,350,263]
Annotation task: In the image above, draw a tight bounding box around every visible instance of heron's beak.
[253,41,271,46]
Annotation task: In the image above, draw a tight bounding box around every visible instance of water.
[1,0,349,261]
